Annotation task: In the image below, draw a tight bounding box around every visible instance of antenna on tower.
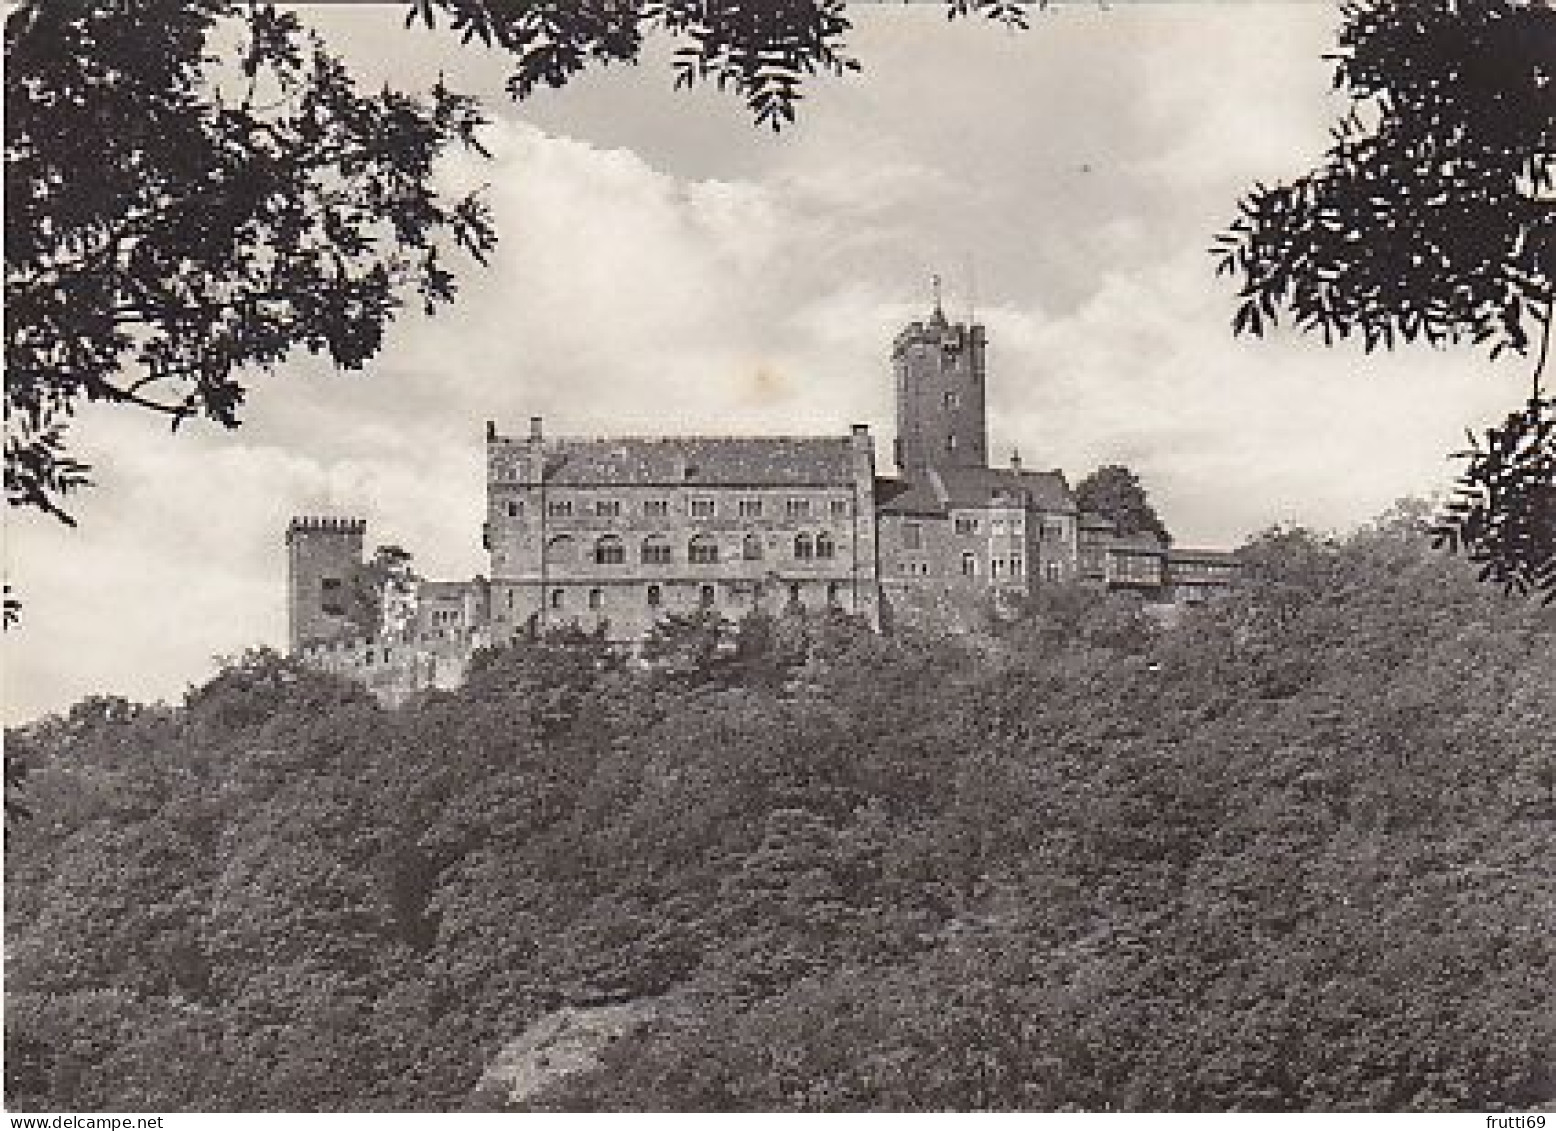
[931,272,943,317]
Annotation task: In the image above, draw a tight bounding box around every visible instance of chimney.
[485,419,497,442]
[529,415,543,442]
[1010,448,1023,474]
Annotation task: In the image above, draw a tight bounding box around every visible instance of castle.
[287,299,1239,702]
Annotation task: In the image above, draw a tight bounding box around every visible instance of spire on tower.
[929,273,947,327]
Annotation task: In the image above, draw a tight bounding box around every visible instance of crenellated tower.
[892,282,988,474]
[285,516,366,653]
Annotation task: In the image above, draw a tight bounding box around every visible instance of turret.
[285,516,366,653]
[892,283,988,474]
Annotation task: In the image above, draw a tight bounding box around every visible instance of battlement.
[287,516,366,542]
[892,319,985,354]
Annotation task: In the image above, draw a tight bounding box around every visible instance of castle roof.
[419,579,476,599]
[874,476,945,516]
[931,466,1076,514]
[536,436,859,487]
[875,465,1076,516]
[1104,531,1170,554]
[1166,547,1241,565]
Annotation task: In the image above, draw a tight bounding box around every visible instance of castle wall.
[301,632,480,708]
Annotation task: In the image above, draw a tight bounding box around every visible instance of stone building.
[482,422,879,645]
[285,297,1239,699]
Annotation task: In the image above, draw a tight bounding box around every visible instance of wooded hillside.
[5,505,1552,1112]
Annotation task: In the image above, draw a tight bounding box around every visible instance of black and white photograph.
[4,0,1553,1116]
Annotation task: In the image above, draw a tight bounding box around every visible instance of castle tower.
[285,516,366,654]
[892,281,988,474]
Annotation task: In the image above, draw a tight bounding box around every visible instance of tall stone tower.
[892,287,988,474]
[285,516,365,654]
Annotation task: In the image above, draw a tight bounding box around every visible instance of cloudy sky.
[3,2,1519,721]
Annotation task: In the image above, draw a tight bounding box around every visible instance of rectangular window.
[829,498,849,518]
[644,499,669,518]
[690,498,715,518]
[1042,520,1066,542]
[595,499,621,518]
[505,499,522,518]
[991,558,1004,578]
[955,516,979,536]
[547,499,573,518]
[903,523,923,550]
[321,577,345,616]
[962,552,977,577]
[1045,561,1062,582]
[1011,557,1024,576]
[739,499,763,518]
[786,498,810,519]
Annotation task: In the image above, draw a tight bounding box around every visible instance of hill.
[5,504,1553,1112]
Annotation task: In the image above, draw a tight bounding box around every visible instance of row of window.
[543,580,846,611]
[901,518,1069,548]
[947,517,1068,539]
[898,557,1064,581]
[550,532,840,566]
[502,496,851,520]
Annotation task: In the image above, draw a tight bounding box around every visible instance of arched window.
[641,535,671,565]
[594,535,625,565]
[588,588,604,610]
[549,587,566,609]
[699,584,716,607]
[689,535,720,564]
[743,534,763,561]
[794,532,813,560]
[815,532,835,559]
[962,552,977,577]
[546,534,575,565]
[647,584,662,608]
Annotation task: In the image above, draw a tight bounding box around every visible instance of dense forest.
[5,504,1553,1112]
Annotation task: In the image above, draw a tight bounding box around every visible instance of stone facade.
[286,299,1240,701]
[482,422,879,645]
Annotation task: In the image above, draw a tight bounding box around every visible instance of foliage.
[4,1,496,528]
[1435,395,1556,602]
[1214,0,1555,599]
[404,0,1031,131]
[1074,465,1172,545]
[346,545,419,641]
[6,505,1553,1111]
[5,0,1029,545]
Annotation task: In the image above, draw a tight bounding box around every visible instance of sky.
[2,2,1521,722]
